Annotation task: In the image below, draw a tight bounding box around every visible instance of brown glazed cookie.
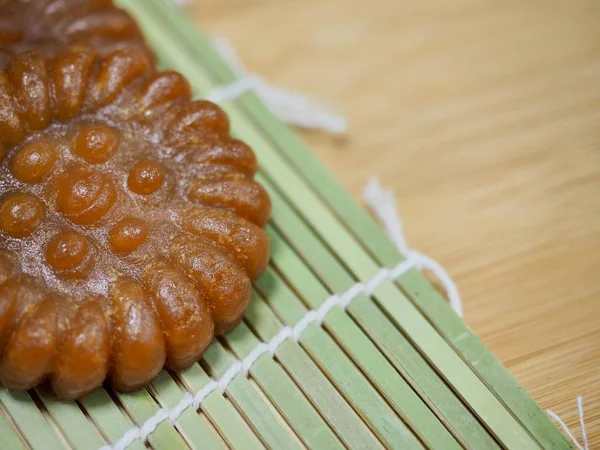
[0,0,153,65]
[0,45,270,399]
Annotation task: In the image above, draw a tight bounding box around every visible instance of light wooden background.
[188,0,600,446]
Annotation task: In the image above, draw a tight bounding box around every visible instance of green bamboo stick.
[225,320,345,449]
[201,341,302,449]
[149,371,224,450]
[258,176,499,449]
[115,387,189,450]
[0,389,63,450]
[36,387,105,450]
[143,3,572,448]
[176,363,265,449]
[0,410,25,450]
[118,8,540,448]
[78,389,145,450]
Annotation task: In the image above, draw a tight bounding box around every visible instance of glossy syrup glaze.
[0,43,270,399]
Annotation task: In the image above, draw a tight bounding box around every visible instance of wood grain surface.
[187,0,600,446]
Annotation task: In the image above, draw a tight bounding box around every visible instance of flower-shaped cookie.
[0,45,270,399]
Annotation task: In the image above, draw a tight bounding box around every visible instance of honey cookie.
[0,45,270,399]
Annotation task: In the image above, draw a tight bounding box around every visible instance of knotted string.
[165,0,347,134]
[363,177,464,317]
[205,35,348,134]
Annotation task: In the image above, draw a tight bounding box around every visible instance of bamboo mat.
[0,1,573,448]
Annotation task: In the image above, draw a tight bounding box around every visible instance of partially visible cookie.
[0,0,153,65]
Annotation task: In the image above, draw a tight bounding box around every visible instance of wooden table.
[190,0,600,446]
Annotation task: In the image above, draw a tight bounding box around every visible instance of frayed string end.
[546,396,588,450]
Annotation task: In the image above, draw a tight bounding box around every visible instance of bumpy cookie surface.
[0,45,270,399]
[0,0,152,65]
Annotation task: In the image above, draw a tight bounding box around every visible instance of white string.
[362,177,464,317]
[547,396,589,450]
[100,256,420,450]
[578,396,589,450]
[203,35,348,134]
